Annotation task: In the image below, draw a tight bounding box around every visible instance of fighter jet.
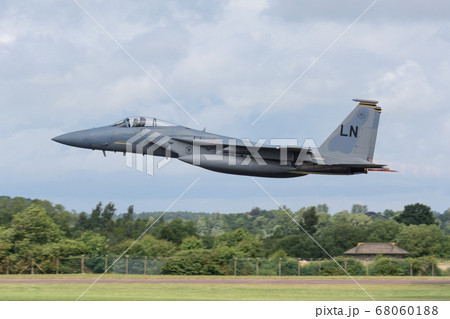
[52,98,393,178]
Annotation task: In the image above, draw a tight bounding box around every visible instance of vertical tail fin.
[319,98,381,164]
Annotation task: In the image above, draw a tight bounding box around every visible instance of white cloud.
[264,0,450,23]
[369,60,436,110]
[0,33,15,45]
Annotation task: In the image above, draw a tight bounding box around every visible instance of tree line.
[0,196,449,274]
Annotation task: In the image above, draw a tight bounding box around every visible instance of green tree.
[215,228,263,257]
[270,249,288,259]
[268,208,300,238]
[317,204,329,213]
[351,204,368,215]
[43,238,85,256]
[110,206,138,244]
[249,207,262,216]
[79,231,109,254]
[51,206,78,237]
[137,235,177,257]
[157,218,197,245]
[346,213,372,228]
[75,212,89,233]
[123,205,134,223]
[437,208,450,234]
[315,211,332,235]
[370,256,403,276]
[317,217,367,256]
[0,226,13,258]
[88,202,103,231]
[367,219,404,242]
[11,204,63,244]
[394,203,436,226]
[113,235,176,257]
[101,202,116,232]
[269,233,323,258]
[212,245,242,269]
[180,236,205,250]
[161,249,224,275]
[300,206,319,234]
[395,224,449,257]
[195,213,226,236]
[0,196,31,227]
[251,215,270,237]
[382,209,396,219]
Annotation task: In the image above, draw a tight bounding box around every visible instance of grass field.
[1,275,449,301]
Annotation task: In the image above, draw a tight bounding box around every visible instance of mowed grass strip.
[1,283,449,301]
[1,274,449,280]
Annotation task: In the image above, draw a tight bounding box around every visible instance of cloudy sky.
[1,0,449,215]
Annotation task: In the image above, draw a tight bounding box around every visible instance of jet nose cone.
[52,134,69,144]
[52,131,91,148]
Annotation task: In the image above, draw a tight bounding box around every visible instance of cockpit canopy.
[112,117,177,128]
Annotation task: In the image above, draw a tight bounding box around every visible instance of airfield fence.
[0,255,448,276]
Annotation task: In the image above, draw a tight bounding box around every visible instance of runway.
[1,278,449,285]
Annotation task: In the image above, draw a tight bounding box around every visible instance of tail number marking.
[340,125,358,138]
